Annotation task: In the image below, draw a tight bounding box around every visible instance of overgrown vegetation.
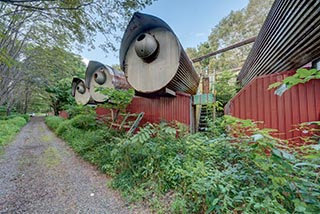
[97,88,135,111]
[0,115,28,147]
[46,113,320,213]
[269,68,320,96]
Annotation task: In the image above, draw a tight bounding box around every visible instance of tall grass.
[0,116,28,147]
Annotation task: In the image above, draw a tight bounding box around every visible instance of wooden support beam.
[192,36,256,63]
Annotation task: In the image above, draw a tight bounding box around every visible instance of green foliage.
[0,116,27,146]
[66,105,95,119]
[214,70,239,109]
[205,116,227,137]
[45,116,65,131]
[0,106,6,116]
[0,0,155,54]
[98,88,135,110]
[45,115,123,169]
[0,0,155,114]
[70,114,97,130]
[187,0,273,72]
[0,113,30,122]
[46,111,320,213]
[269,68,320,96]
[45,78,76,115]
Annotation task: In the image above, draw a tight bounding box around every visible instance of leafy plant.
[45,113,320,213]
[45,116,65,131]
[45,78,76,115]
[269,68,320,96]
[66,105,95,119]
[70,114,97,130]
[97,88,135,111]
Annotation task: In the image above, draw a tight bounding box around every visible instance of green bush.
[13,114,30,122]
[0,106,6,116]
[45,115,123,170]
[45,113,320,213]
[70,114,97,130]
[45,116,65,131]
[111,121,320,213]
[0,114,30,122]
[66,105,95,119]
[0,116,27,146]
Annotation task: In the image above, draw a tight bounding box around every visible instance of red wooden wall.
[59,111,69,119]
[225,70,320,144]
[96,92,193,129]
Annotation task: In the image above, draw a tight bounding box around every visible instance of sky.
[80,0,249,66]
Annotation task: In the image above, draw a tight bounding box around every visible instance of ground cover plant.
[0,115,29,147]
[46,112,320,213]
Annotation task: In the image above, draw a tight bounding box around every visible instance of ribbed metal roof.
[238,0,320,86]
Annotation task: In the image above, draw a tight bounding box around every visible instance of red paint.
[226,69,320,145]
[95,107,112,116]
[127,92,192,127]
[96,92,192,129]
[59,111,69,119]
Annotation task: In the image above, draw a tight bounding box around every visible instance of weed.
[41,135,52,142]
[45,115,320,213]
[0,116,27,147]
[40,147,61,167]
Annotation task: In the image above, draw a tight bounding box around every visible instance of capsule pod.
[71,77,91,105]
[120,12,200,96]
[85,61,130,103]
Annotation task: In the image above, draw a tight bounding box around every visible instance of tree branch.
[1,0,94,11]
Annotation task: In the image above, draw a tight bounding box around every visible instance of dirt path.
[0,117,149,214]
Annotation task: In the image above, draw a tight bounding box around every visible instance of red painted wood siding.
[59,111,69,119]
[127,92,192,127]
[96,92,193,129]
[226,70,320,144]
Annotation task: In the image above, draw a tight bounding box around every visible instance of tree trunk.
[23,86,31,114]
[6,107,10,116]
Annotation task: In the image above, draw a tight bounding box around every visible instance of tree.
[190,0,274,73]
[45,78,76,115]
[21,46,87,114]
[0,0,155,114]
[188,0,274,114]
[0,46,86,115]
[0,0,155,53]
[214,71,238,110]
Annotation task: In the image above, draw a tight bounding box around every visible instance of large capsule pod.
[71,77,91,105]
[85,60,130,103]
[120,12,200,95]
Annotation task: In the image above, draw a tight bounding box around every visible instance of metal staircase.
[198,105,213,132]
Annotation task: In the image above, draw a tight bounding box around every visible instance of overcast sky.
[80,0,249,66]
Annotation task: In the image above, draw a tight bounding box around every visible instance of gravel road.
[0,117,150,214]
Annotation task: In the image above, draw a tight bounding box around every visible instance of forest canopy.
[0,0,155,114]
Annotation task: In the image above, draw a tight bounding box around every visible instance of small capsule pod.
[85,61,130,103]
[71,77,91,105]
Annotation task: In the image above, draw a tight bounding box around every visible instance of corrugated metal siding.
[226,70,320,144]
[127,92,192,127]
[237,0,320,85]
